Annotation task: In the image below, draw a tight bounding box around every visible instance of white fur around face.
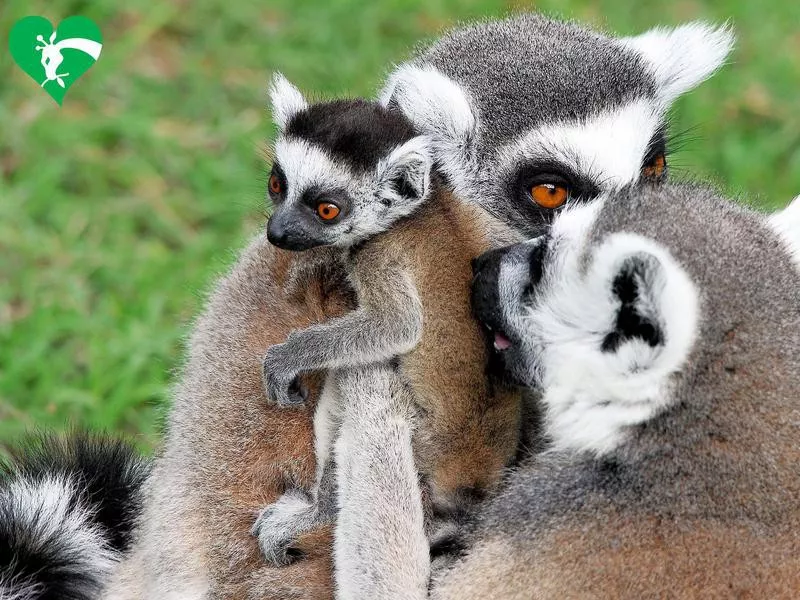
[496,99,663,194]
[506,207,700,455]
[274,137,359,204]
[619,22,734,107]
[273,135,433,246]
[269,73,309,130]
[769,195,800,269]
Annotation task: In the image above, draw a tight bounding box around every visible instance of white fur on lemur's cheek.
[274,138,354,202]
[497,100,662,192]
[619,22,734,106]
[549,197,606,251]
[535,232,700,456]
[269,73,309,130]
[768,195,800,269]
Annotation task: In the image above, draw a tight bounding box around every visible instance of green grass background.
[1,0,798,452]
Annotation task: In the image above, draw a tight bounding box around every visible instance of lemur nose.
[266,217,288,247]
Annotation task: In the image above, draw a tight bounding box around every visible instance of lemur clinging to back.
[332,181,800,599]
[252,75,522,565]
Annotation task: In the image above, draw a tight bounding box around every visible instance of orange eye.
[268,173,282,195]
[531,183,569,209]
[642,154,666,179]
[317,202,340,221]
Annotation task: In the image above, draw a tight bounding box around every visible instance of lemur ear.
[620,22,734,106]
[376,136,432,209]
[593,235,699,374]
[269,73,308,131]
[769,195,800,268]
[380,64,477,151]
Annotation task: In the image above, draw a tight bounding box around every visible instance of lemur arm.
[333,364,430,600]
[263,248,423,405]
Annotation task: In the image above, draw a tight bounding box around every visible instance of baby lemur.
[253,74,522,564]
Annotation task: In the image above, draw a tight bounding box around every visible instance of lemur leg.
[333,364,430,600]
[253,376,342,566]
[263,254,422,406]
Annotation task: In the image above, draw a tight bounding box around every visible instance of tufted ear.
[268,73,308,131]
[380,64,476,151]
[620,22,734,107]
[768,195,800,268]
[375,136,432,218]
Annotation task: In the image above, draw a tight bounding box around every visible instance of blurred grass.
[1,0,798,452]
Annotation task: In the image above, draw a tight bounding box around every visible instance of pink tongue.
[493,332,512,351]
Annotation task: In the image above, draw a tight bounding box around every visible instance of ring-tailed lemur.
[0,15,748,600]
[382,15,734,237]
[331,182,800,599]
[252,75,521,566]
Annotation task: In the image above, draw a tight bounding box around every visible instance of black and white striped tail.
[0,433,150,600]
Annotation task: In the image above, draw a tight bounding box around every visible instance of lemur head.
[472,184,703,455]
[382,15,734,237]
[473,181,800,457]
[265,75,433,251]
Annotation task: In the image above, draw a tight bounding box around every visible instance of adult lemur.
[331,182,800,599]
[0,15,745,600]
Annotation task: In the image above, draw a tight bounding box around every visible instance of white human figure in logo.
[34,30,102,88]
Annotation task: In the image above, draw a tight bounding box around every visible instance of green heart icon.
[9,16,103,105]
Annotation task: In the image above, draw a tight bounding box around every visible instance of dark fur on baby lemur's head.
[285,99,418,172]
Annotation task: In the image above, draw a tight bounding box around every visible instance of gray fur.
[332,182,800,598]
[412,15,656,152]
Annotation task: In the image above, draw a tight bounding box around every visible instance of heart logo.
[9,16,103,105]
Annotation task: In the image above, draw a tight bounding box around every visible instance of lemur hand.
[252,489,320,566]
[263,344,307,406]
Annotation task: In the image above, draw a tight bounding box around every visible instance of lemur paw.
[263,345,306,406]
[252,490,318,567]
[264,372,307,406]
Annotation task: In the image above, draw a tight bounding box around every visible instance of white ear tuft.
[620,22,735,106]
[769,195,800,269]
[380,64,476,146]
[269,73,308,130]
[377,136,432,207]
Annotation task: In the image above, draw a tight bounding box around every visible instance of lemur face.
[471,188,699,454]
[266,78,432,251]
[384,17,733,237]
